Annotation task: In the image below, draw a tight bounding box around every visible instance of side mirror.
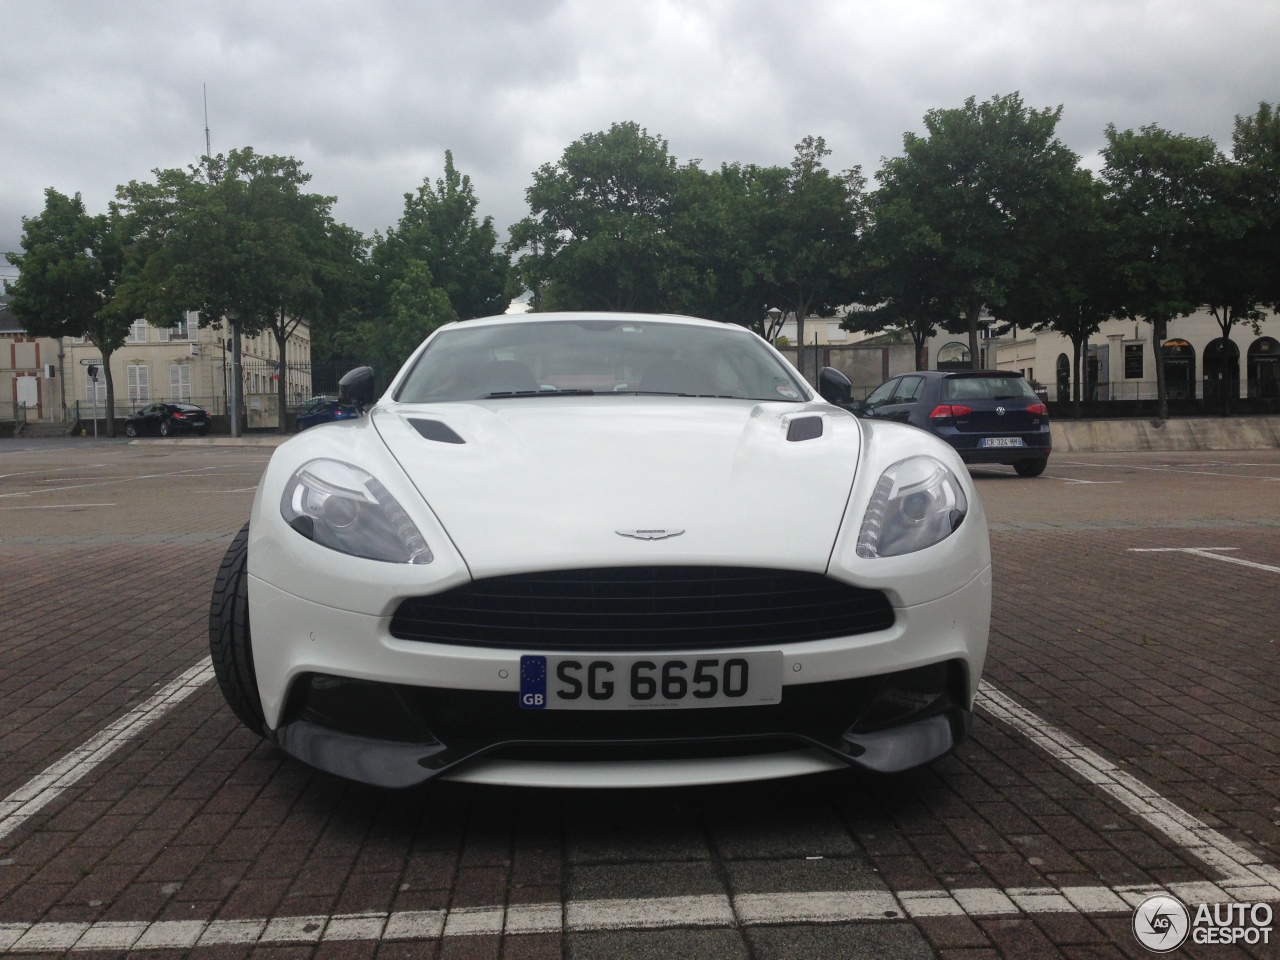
[817,366,852,407]
[338,366,377,409]
[846,398,864,415]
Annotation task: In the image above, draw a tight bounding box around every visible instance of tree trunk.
[966,300,982,370]
[100,345,116,438]
[275,318,290,435]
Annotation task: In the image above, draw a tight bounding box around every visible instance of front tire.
[1014,459,1047,478]
[209,522,266,735]
[125,423,137,438]
[160,420,171,437]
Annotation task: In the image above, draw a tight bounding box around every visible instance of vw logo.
[996,406,1006,416]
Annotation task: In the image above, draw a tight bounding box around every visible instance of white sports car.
[210,312,991,789]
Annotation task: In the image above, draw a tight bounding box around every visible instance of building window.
[127,364,150,404]
[127,319,147,343]
[169,363,191,401]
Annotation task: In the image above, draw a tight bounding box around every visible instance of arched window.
[1162,339,1196,400]
[1202,338,1240,401]
[1248,337,1280,398]
[1056,354,1071,402]
[936,342,970,371]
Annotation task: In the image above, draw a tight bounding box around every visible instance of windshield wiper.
[482,388,596,398]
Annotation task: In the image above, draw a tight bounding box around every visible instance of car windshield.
[942,376,1038,401]
[394,319,809,403]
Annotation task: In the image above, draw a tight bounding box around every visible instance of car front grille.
[389,566,895,650]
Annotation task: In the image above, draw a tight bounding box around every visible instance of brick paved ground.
[0,441,1277,958]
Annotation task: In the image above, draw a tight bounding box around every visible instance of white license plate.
[979,437,1025,448]
[519,652,783,710]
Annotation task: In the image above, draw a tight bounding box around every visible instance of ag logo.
[996,406,1006,415]
[1133,894,1190,952]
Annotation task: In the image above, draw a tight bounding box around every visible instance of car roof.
[902,370,1024,379]
[429,311,739,335]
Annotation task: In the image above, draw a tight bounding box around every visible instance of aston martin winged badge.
[615,528,685,541]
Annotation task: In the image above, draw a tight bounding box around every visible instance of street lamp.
[765,306,783,342]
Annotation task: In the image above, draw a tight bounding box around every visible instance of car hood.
[371,397,861,579]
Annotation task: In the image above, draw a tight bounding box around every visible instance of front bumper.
[248,569,990,788]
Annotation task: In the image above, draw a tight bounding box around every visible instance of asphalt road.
[1,439,1278,959]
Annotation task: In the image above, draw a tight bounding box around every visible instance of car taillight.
[1026,403,1047,415]
[171,411,185,418]
[928,404,972,419]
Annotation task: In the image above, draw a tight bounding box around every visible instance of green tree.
[325,260,456,378]
[510,121,683,312]
[1233,103,1280,313]
[1015,174,1121,416]
[4,190,134,435]
[875,93,1083,370]
[373,151,509,321]
[117,148,363,433]
[1101,124,1219,420]
[749,137,866,380]
[849,191,957,371]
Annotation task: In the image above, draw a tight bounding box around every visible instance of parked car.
[852,370,1050,477]
[210,313,991,789]
[124,402,210,438]
[295,396,361,431]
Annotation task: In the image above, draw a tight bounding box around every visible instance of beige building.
[61,313,313,423]
[926,309,1280,402]
[0,297,61,423]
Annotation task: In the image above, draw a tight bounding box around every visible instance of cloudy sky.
[2,0,1278,283]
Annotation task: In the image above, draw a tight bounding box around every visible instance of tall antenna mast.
[203,82,211,158]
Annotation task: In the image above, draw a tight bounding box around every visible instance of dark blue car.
[294,396,360,431]
[854,370,1051,477]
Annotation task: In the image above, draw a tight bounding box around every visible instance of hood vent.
[409,418,465,444]
[786,416,824,442]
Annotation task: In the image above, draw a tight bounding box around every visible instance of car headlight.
[281,459,433,564]
[856,456,967,558]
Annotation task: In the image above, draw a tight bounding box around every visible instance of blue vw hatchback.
[294,396,360,431]
[855,370,1051,477]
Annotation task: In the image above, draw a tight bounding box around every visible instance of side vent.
[409,419,465,444]
[786,416,824,442]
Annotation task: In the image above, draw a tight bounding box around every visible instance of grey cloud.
[2,0,1277,272]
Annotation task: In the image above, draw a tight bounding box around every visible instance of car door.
[142,404,164,434]
[859,378,900,419]
[880,375,925,423]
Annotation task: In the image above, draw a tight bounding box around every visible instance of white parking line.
[0,504,116,511]
[0,660,214,842]
[977,681,1280,898]
[0,882,1273,951]
[1128,546,1280,575]
[1058,460,1280,480]
[0,466,221,500]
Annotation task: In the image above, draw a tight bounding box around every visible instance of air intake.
[390,567,894,651]
[786,416,824,442]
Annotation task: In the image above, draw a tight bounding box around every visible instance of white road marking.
[1057,460,1280,481]
[0,503,115,510]
[0,464,108,481]
[0,468,220,504]
[0,883,1275,951]
[977,681,1280,897]
[1042,475,1123,484]
[1128,546,1280,574]
[0,660,214,842]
